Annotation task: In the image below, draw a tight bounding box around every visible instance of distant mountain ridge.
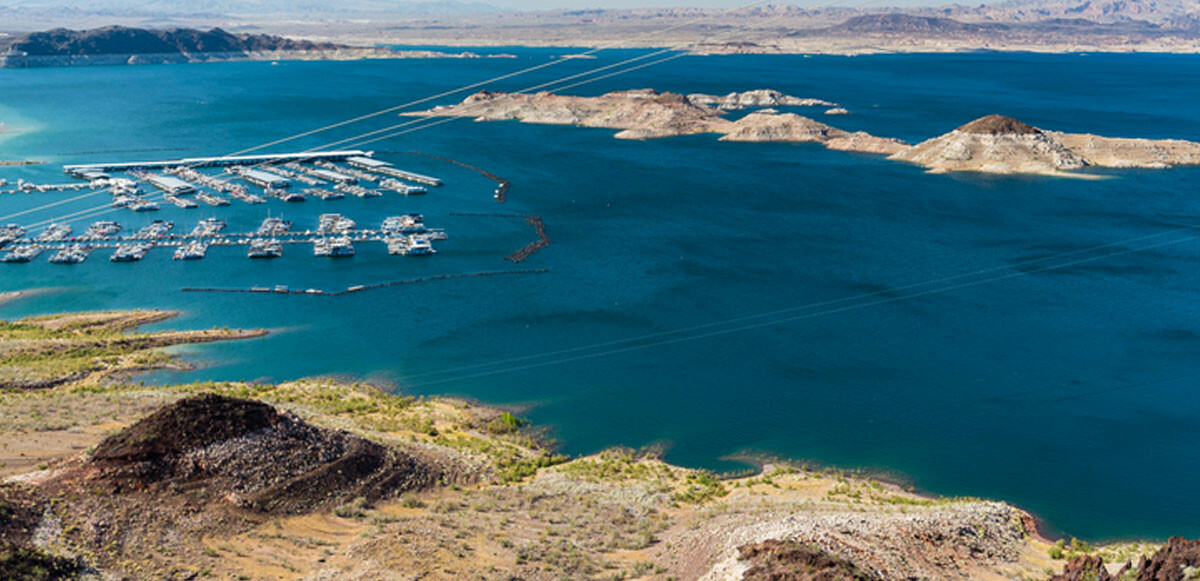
[0,25,493,68]
[5,26,340,56]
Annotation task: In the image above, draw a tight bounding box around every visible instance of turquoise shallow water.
[2,50,1200,540]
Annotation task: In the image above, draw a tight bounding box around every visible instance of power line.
[397,225,1196,381]
[8,0,873,229]
[400,232,1200,388]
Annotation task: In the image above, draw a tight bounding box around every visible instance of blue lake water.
[2,50,1200,541]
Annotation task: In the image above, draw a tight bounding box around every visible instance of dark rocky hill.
[84,393,452,513]
[6,26,341,57]
[957,114,1043,135]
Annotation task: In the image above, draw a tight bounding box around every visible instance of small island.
[405,89,909,154]
[410,92,1200,176]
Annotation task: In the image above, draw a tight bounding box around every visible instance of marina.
[0,148,477,266]
[8,152,444,220]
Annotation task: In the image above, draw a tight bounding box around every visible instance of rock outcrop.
[1136,537,1200,580]
[76,394,454,513]
[408,89,907,154]
[697,500,1035,581]
[686,89,836,110]
[1049,537,1200,580]
[737,539,881,580]
[1048,555,1125,581]
[891,114,1200,175]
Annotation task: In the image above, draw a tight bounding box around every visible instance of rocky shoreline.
[0,48,511,68]
[405,88,909,155]
[0,305,1194,580]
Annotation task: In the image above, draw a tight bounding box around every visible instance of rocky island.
[890,114,1200,176]
[0,26,506,68]
[685,89,837,110]
[410,92,1200,176]
[406,89,910,154]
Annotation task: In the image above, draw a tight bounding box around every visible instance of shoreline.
[1,43,1198,71]
[330,39,1200,56]
[0,286,1175,548]
[0,47,518,69]
[0,303,1177,578]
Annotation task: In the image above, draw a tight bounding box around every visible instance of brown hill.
[958,115,1042,135]
[890,114,1200,175]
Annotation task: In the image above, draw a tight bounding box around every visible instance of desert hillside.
[0,308,1190,580]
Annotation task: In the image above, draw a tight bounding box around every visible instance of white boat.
[387,234,435,256]
[110,242,153,262]
[35,223,72,242]
[382,214,425,235]
[173,240,208,260]
[314,236,354,257]
[256,217,292,236]
[318,213,356,234]
[134,220,174,239]
[49,244,92,264]
[189,218,226,237]
[247,239,283,259]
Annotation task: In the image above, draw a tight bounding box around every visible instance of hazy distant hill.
[918,0,1200,23]
[0,0,505,16]
[827,13,1004,34]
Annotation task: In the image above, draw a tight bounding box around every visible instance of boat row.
[1,224,27,248]
[1,213,443,263]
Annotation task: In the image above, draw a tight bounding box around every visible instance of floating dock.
[63,150,371,174]
[233,167,291,189]
[145,175,196,195]
[346,155,442,186]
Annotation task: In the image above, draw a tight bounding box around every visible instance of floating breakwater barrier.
[506,216,551,263]
[450,212,551,263]
[182,269,549,296]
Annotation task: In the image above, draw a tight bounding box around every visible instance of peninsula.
[0,26,509,68]
[890,114,1200,176]
[0,303,1197,580]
